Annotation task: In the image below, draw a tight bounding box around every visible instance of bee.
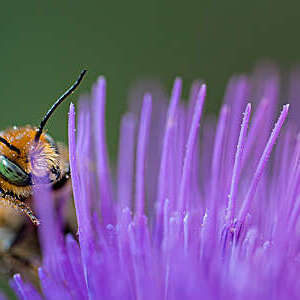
[0,70,86,278]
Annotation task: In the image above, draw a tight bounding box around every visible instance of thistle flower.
[10,66,300,300]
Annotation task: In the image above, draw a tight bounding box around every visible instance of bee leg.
[2,197,40,226]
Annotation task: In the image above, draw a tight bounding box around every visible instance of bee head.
[0,70,86,225]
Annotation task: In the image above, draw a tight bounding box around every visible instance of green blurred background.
[0,0,299,159]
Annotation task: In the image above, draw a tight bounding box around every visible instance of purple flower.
[10,65,300,300]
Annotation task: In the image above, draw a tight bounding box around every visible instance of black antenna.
[34,69,87,142]
[0,137,21,154]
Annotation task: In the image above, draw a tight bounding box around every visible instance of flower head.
[10,66,300,299]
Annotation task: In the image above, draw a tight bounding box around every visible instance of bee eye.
[0,156,31,186]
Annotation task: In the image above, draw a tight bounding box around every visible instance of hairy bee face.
[0,126,70,225]
[0,126,70,196]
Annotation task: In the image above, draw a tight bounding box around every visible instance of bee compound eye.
[0,156,31,186]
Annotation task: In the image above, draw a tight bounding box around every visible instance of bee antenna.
[0,137,21,154]
[34,69,87,143]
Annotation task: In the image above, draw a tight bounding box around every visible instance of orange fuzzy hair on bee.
[0,127,63,226]
[0,127,59,198]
